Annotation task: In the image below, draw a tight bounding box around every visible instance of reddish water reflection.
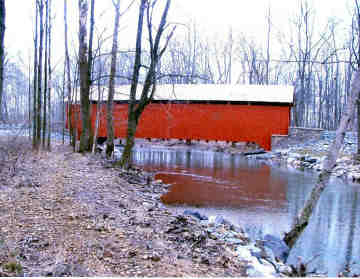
[156,163,287,208]
[129,148,360,275]
[131,148,288,209]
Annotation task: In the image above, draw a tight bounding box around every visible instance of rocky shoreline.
[178,210,294,277]
[247,131,360,183]
[0,139,296,277]
[111,165,296,277]
[0,137,317,277]
[2,131,359,276]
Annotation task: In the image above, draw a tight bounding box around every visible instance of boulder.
[304,157,317,164]
[183,210,208,221]
[208,215,232,226]
[44,262,88,277]
[262,234,289,263]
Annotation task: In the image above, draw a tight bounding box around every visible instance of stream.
[124,146,360,276]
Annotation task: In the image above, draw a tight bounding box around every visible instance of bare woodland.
[0,2,355,133]
[0,1,357,145]
[2,0,360,267]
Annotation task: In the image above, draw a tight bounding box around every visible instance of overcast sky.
[5,0,354,71]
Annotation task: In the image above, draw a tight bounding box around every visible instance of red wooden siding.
[68,102,290,150]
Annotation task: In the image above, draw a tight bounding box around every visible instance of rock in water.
[183,210,208,221]
[263,234,289,262]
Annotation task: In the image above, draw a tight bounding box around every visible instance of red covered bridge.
[68,84,294,150]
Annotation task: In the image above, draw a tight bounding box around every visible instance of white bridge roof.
[84,84,294,104]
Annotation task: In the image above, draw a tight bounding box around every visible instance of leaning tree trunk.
[106,0,121,158]
[0,0,5,122]
[284,69,360,249]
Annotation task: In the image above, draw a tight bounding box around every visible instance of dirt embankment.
[0,140,247,276]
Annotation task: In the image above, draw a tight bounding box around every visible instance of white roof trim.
[73,84,294,104]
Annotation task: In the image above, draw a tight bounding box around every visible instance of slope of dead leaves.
[0,140,247,277]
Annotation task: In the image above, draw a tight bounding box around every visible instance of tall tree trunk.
[72,66,79,151]
[78,0,91,152]
[119,0,174,168]
[284,69,360,249]
[87,0,95,145]
[32,3,38,148]
[120,114,138,168]
[36,0,44,151]
[47,0,52,150]
[88,0,95,83]
[356,0,360,158]
[78,0,95,153]
[28,55,31,139]
[64,0,74,148]
[62,62,65,145]
[106,0,121,158]
[0,0,5,122]
[42,0,48,148]
[118,0,146,168]
[92,87,103,154]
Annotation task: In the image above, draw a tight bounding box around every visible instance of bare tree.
[32,3,38,148]
[62,62,65,144]
[106,0,121,158]
[0,0,5,122]
[47,0,52,150]
[119,0,175,168]
[42,0,49,148]
[265,4,271,85]
[35,0,45,150]
[78,0,95,152]
[160,22,213,84]
[212,29,233,84]
[64,0,76,149]
[351,0,360,159]
[28,53,31,139]
[284,69,360,248]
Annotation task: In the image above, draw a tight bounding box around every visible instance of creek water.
[128,146,360,276]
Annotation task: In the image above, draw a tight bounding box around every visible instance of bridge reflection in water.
[129,147,360,276]
[132,147,290,231]
[158,164,287,208]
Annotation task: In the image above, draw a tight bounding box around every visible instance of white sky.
[5,0,354,72]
